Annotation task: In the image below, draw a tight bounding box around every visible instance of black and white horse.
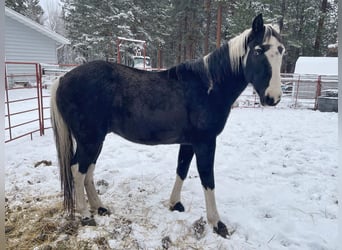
[51,14,285,238]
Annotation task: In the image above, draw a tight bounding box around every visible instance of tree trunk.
[279,0,287,71]
[177,32,182,64]
[216,2,222,48]
[314,0,328,56]
[158,44,162,69]
[183,14,188,61]
[188,4,196,59]
[204,0,211,55]
[279,0,287,32]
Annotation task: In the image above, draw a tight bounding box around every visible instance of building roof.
[5,7,70,45]
[294,56,338,76]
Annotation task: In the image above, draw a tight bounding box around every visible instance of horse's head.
[242,14,285,106]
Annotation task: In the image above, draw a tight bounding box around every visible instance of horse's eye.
[254,48,263,56]
[278,46,284,54]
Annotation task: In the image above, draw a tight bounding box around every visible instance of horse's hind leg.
[85,163,110,216]
[170,144,194,212]
[71,163,94,225]
[72,140,107,225]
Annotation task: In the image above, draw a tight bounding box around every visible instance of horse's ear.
[252,14,264,34]
[277,17,284,34]
[272,24,280,33]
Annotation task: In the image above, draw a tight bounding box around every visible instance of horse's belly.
[112,113,187,145]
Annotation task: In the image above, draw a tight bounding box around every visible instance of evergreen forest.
[5,0,338,72]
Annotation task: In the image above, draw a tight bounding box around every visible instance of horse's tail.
[50,77,75,215]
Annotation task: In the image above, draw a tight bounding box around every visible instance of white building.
[4,7,70,84]
[293,57,338,99]
[294,56,338,76]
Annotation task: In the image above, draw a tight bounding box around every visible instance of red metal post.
[4,67,13,141]
[294,75,300,108]
[38,63,44,135]
[35,63,43,136]
[314,75,322,110]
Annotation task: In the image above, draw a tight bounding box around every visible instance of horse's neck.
[205,45,248,98]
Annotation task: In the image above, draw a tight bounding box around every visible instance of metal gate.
[4,62,77,143]
[5,62,45,142]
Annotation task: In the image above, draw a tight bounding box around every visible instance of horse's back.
[56,60,190,145]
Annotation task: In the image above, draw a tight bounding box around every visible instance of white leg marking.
[71,164,91,219]
[85,164,104,211]
[203,188,220,226]
[170,175,184,207]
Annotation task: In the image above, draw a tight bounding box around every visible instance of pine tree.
[6,0,44,24]
[23,0,44,24]
[220,0,337,72]
[58,0,337,68]
[5,0,26,14]
[62,0,135,61]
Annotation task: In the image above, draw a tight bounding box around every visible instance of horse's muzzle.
[262,94,281,106]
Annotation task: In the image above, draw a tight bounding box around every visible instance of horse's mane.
[228,25,282,72]
[168,44,232,93]
[167,24,282,92]
[167,58,210,84]
[205,44,231,88]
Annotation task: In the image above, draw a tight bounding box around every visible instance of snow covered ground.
[5,103,338,249]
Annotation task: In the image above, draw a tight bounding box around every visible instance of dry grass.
[5,195,221,249]
[5,198,78,249]
[5,197,141,249]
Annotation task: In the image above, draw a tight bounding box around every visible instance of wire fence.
[236,73,338,110]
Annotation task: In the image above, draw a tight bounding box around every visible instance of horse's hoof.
[170,202,185,212]
[98,207,110,216]
[213,221,229,238]
[81,217,96,226]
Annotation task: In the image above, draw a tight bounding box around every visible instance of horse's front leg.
[170,144,194,212]
[193,139,229,238]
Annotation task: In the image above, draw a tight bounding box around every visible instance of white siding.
[5,16,58,63]
[5,16,58,84]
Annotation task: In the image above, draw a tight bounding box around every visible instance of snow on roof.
[5,7,70,45]
[328,43,338,49]
[294,56,338,75]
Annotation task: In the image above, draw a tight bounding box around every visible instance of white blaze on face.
[263,36,285,103]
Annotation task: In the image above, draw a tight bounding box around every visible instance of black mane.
[166,42,242,94]
[166,58,211,92]
[206,43,235,84]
